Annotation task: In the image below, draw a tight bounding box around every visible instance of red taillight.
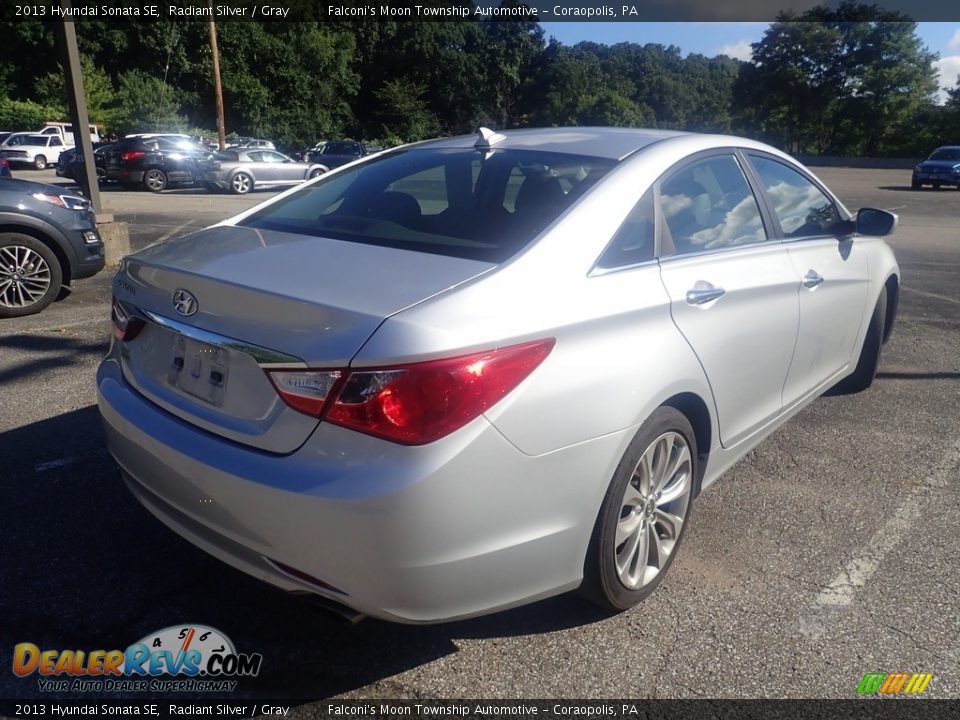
[120,150,144,162]
[267,339,555,445]
[111,296,144,342]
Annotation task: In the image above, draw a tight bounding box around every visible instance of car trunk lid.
[114,225,494,453]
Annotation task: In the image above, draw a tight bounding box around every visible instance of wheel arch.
[660,391,712,497]
[0,218,74,286]
[882,273,899,345]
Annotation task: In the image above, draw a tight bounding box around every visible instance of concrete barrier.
[96,214,130,265]
[796,156,917,170]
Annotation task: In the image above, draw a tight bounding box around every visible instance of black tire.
[581,406,697,611]
[143,168,168,193]
[230,172,253,195]
[0,233,63,318]
[911,178,921,190]
[308,168,324,179]
[832,291,886,394]
[932,182,941,190]
[33,155,47,170]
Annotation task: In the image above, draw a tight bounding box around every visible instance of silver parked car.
[199,149,325,194]
[98,127,900,623]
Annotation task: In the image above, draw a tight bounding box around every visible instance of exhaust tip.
[293,592,366,624]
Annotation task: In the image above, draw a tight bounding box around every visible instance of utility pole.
[55,9,101,215]
[208,0,226,151]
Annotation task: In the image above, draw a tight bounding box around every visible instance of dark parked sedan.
[57,142,113,184]
[106,136,210,192]
[306,139,369,171]
[0,177,104,316]
[198,149,325,194]
[912,146,960,189]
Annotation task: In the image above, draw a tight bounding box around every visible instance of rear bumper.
[97,354,624,623]
[107,168,144,184]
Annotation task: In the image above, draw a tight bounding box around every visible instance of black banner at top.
[2,0,959,23]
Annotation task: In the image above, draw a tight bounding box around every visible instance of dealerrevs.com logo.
[13,625,263,693]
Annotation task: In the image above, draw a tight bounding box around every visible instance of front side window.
[749,155,844,239]
[659,155,767,255]
[241,147,616,263]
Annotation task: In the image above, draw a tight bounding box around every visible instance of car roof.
[414,127,689,161]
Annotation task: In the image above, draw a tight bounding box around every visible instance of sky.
[539,22,960,102]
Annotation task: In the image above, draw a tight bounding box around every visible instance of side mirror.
[856,208,897,237]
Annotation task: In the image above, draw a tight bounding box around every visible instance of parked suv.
[106,136,210,192]
[0,178,104,317]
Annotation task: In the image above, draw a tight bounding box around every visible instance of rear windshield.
[240,147,617,262]
[929,148,960,161]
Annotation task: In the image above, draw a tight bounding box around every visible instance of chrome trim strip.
[140,309,307,368]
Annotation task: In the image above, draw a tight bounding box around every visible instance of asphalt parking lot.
[0,168,958,703]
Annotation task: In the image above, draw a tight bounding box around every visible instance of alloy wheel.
[0,245,52,309]
[614,431,692,590]
[232,174,252,194]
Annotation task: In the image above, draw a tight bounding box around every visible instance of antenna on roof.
[475,127,507,150]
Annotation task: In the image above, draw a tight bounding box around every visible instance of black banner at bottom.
[2,700,960,720]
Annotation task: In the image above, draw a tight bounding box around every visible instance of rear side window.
[595,188,654,269]
[748,155,844,238]
[659,155,767,255]
[241,148,616,263]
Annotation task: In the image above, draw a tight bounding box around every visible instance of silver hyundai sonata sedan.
[98,127,900,623]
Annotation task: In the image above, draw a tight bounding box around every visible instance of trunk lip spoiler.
[135,306,308,369]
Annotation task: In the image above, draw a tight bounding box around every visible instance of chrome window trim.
[138,308,307,368]
[656,236,789,266]
[588,258,660,277]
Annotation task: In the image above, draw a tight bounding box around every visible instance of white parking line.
[798,439,959,637]
[34,448,110,474]
[814,495,921,607]
[34,456,77,472]
[901,286,960,306]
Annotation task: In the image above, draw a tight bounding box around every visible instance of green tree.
[374,79,441,142]
[736,1,937,155]
[110,71,187,135]
[33,56,115,127]
[0,98,64,131]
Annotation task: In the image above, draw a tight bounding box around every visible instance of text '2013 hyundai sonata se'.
[98,127,900,623]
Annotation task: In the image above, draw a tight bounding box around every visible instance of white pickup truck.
[0,132,69,170]
[37,122,101,146]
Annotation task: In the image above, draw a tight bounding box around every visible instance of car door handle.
[685,284,726,305]
[802,270,824,289]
